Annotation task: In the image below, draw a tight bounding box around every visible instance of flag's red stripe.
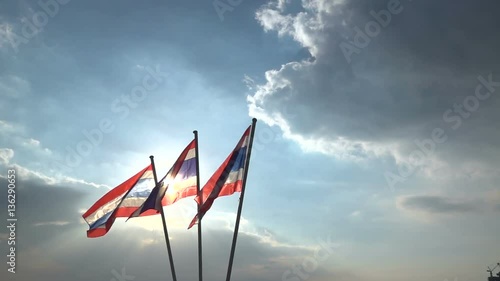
[188,180,243,230]
[164,185,198,206]
[114,207,160,217]
[86,207,118,238]
[218,180,242,197]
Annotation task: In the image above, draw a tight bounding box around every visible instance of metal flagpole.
[193,131,203,281]
[225,118,257,281]
[149,155,178,281]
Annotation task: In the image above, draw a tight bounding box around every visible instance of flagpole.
[150,155,178,281]
[225,118,257,281]
[193,131,203,281]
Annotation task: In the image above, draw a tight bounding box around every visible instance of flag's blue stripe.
[139,185,159,214]
[89,211,113,229]
[229,147,246,172]
[211,146,247,193]
[177,157,197,179]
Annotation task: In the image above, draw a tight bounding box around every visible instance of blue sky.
[1,0,500,281]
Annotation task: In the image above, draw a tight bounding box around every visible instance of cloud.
[34,221,71,227]
[5,163,107,189]
[0,121,25,142]
[0,146,110,188]
[398,195,479,214]
[0,75,31,98]
[248,0,500,173]
[0,153,347,279]
[349,210,362,218]
[0,148,14,165]
[0,171,344,281]
[23,138,40,147]
[20,137,52,155]
[0,120,14,132]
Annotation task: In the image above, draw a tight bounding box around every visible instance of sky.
[1,0,500,281]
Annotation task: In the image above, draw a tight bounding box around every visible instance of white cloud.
[350,210,362,218]
[21,138,52,155]
[24,138,40,147]
[256,8,294,36]
[0,148,14,165]
[0,158,111,189]
[34,221,70,227]
[0,120,17,134]
[243,74,256,91]
[0,75,31,98]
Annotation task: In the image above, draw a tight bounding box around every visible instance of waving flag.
[188,126,250,229]
[128,140,197,219]
[82,165,159,238]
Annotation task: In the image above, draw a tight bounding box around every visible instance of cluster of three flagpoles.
[150,118,257,281]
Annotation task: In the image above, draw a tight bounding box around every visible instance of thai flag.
[188,126,250,229]
[82,165,159,238]
[129,140,198,219]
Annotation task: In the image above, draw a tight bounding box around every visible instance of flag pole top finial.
[252,118,257,123]
[149,155,154,160]
[193,130,198,134]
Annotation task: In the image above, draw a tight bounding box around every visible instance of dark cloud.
[0,177,90,250]
[0,175,341,281]
[249,0,500,166]
[399,195,479,214]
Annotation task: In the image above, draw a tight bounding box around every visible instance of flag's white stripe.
[185,148,196,160]
[84,191,128,225]
[225,168,244,185]
[240,136,249,148]
[86,195,153,225]
[142,170,154,179]
[119,196,151,208]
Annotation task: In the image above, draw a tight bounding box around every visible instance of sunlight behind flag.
[128,140,198,219]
